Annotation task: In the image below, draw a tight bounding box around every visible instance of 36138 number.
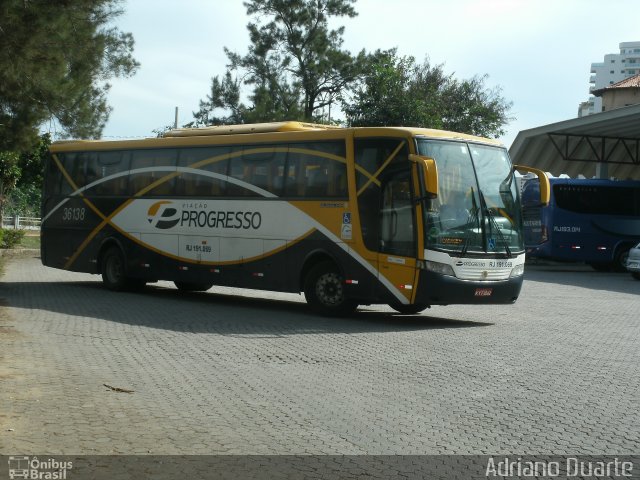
[62,207,86,221]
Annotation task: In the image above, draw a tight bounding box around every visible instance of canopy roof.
[509,104,640,180]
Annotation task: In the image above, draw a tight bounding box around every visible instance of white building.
[578,41,640,117]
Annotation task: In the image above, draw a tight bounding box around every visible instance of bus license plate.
[474,288,493,297]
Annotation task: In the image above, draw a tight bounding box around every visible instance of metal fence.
[1,216,41,230]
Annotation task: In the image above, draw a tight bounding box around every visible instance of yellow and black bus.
[42,122,549,315]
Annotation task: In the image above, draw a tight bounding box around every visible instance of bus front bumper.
[415,270,524,305]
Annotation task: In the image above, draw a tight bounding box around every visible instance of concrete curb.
[0,248,40,258]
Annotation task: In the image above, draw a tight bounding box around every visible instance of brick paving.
[0,255,638,454]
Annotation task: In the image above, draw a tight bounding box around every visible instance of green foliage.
[0,151,21,194]
[1,134,50,219]
[5,184,41,218]
[343,49,513,138]
[0,0,139,152]
[16,134,50,189]
[0,228,26,249]
[0,151,22,223]
[189,72,250,126]
[191,0,362,125]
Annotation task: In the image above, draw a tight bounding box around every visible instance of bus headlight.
[510,264,525,277]
[424,260,455,277]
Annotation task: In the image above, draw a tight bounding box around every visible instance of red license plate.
[474,288,493,297]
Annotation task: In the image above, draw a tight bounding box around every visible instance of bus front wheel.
[101,247,144,291]
[303,262,357,316]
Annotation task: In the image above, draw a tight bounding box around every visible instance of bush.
[1,228,26,249]
[5,184,42,218]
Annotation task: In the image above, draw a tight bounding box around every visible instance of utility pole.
[174,107,179,129]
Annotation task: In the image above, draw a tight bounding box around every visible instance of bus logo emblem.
[147,201,180,230]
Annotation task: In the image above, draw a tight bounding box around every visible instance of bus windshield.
[417,139,523,256]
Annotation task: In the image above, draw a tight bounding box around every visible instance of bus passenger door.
[377,169,418,304]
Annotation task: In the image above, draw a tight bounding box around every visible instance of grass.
[20,232,41,249]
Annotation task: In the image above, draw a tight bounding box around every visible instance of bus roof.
[49,122,503,152]
[164,121,340,136]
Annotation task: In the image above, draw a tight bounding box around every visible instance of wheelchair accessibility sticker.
[341,212,352,240]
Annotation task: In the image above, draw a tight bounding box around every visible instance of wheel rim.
[315,272,344,306]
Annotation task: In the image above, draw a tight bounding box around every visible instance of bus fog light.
[424,260,455,277]
[510,264,525,277]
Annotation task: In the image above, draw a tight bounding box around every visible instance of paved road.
[0,254,638,455]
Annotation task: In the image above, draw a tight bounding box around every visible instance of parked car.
[626,242,640,280]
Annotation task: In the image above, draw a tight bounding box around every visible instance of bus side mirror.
[514,164,550,206]
[410,154,438,198]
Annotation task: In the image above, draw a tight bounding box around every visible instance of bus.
[42,122,548,315]
[522,177,640,271]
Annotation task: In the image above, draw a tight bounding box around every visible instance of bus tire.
[303,262,357,316]
[389,303,429,315]
[632,273,640,281]
[101,246,133,291]
[174,281,213,292]
[613,247,631,272]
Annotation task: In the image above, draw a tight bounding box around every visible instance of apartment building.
[578,41,640,117]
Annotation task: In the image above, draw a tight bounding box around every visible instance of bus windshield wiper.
[459,187,480,258]
[478,189,512,258]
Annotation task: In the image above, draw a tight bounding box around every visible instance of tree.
[0,134,51,223]
[344,49,512,138]
[189,72,249,126]
[16,134,51,189]
[191,0,363,125]
[0,151,21,225]
[0,0,139,152]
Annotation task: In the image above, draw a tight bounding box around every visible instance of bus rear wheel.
[174,281,213,292]
[101,247,145,291]
[303,262,357,316]
[389,303,429,315]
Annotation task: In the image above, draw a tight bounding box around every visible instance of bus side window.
[242,148,287,196]
[226,148,254,197]
[58,152,88,195]
[85,151,130,196]
[285,141,347,198]
[177,147,229,197]
[83,153,100,191]
[130,149,177,196]
[99,151,129,195]
[45,153,63,196]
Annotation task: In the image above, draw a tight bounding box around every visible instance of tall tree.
[192,0,362,125]
[344,49,512,138]
[0,0,139,152]
[0,151,21,225]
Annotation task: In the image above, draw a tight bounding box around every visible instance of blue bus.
[522,177,640,271]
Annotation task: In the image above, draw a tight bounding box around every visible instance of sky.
[100,0,640,148]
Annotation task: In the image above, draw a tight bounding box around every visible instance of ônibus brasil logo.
[146,201,263,231]
[147,201,180,229]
